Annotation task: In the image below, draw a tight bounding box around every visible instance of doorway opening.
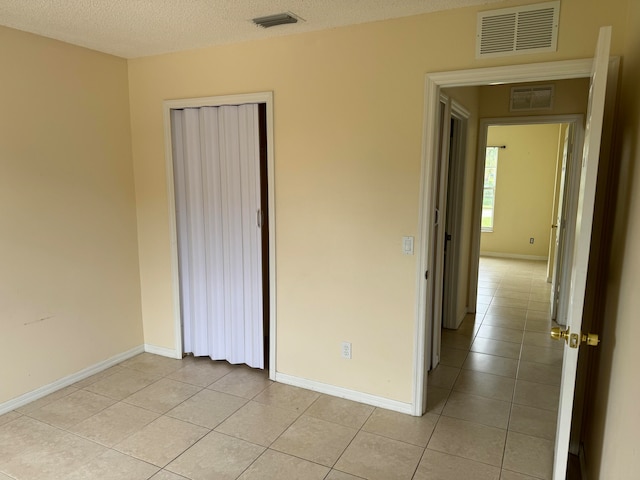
[414,32,618,479]
[163,92,277,379]
[430,116,584,477]
[473,118,585,326]
[258,103,270,369]
[414,31,618,478]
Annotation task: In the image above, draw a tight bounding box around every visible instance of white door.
[553,26,612,480]
[442,105,470,331]
[550,126,571,321]
[171,104,264,369]
[430,95,453,369]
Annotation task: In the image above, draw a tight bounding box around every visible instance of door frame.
[163,92,277,379]
[413,59,594,416]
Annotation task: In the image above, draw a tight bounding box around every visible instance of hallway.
[427,256,561,479]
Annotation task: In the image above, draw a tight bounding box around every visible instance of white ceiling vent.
[477,1,560,59]
[510,85,555,111]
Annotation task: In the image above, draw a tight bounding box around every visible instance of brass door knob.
[582,332,600,346]
[550,327,569,343]
[550,327,600,348]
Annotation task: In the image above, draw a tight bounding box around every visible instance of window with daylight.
[482,147,499,232]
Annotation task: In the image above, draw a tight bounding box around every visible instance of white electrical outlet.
[341,341,352,359]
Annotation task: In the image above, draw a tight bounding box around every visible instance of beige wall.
[0,27,143,404]
[586,0,640,476]
[479,78,591,119]
[128,0,630,404]
[481,124,562,257]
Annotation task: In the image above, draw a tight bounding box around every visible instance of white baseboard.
[0,345,144,415]
[144,343,181,359]
[275,372,414,415]
[480,252,548,261]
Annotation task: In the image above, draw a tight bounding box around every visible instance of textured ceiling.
[0,0,510,58]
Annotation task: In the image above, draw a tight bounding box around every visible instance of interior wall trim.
[275,372,413,415]
[144,343,181,359]
[479,252,549,261]
[0,345,144,415]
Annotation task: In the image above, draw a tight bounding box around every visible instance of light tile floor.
[0,257,560,480]
[430,257,561,480]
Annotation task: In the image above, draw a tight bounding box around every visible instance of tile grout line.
[78,360,273,478]
[123,362,273,479]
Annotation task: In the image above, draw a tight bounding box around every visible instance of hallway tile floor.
[0,258,560,479]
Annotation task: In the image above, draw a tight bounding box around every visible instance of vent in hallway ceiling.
[476,1,560,59]
[252,12,300,28]
[510,85,555,111]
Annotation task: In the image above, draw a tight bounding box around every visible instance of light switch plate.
[402,236,414,255]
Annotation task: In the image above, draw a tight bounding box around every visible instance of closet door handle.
[257,209,263,228]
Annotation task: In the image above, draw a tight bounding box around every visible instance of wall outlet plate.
[341,341,352,359]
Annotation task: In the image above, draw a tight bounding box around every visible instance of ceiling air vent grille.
[253,12,300,28]
[477,1,559,59]
[510,85,555,111]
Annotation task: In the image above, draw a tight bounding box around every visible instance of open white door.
[442,103,470,331]
[430,95,453,369]
[552,26,611,480]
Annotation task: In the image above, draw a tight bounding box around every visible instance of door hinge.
[425,270,429,280]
